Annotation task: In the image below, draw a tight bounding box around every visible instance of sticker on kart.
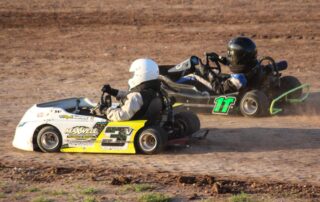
[101,127,133,147]
[212,96,236,115]
[65,126,99,139]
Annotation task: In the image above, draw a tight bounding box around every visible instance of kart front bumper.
[12,122,39,151]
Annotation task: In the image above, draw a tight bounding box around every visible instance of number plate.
[212,96,236,115]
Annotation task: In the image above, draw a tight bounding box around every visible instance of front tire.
[36,126,62,153]
[240,90,270,117]
[135,127,167,155]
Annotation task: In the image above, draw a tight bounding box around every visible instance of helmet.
[128,58,159,90]
[227,36,258,73]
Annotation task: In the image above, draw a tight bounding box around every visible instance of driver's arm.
[105,92,143,121]
[223,73,247,93]
[116,90,128,100]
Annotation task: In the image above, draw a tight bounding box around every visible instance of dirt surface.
[1,0,320,201]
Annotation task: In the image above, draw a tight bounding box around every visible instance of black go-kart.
[159,53,310,117]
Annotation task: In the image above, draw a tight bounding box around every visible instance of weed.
[122,184,155,192]
[83,196,98,202]
[28,187,40,192]
[81,187,99,195]
[0,182,6,188]
[31,196,54,202]
[138,193,171,202]
[199,199,214,202]
[230,192,252,202]
[0,192,5,198]
[51,190,68,195]
[14,193,26,200]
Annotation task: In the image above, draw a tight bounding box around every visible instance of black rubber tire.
[240,90,270,117]
[174,111,201,136]
[135,126,168,155]
[36,126,62,153]
[279,76,302,99]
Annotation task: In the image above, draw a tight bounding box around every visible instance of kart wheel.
[174,111,200,137]
[279,76,302,99]
[36,126,62,153]
[136,127,167,155]
[240,90,270,117]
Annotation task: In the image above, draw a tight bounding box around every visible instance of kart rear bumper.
[270,83,310,115]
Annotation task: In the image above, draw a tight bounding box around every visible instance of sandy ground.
[0,0,320,201]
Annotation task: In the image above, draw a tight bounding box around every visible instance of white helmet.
[128,58,159,90]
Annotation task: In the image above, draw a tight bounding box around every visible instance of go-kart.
[12,90,201,154]
[159,53,310,117]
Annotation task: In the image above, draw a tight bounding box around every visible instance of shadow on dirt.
[167,92,320,154]
[167,127,320,154]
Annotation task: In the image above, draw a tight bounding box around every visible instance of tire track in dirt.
[1,8,320,28]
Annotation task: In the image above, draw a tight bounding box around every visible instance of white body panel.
[12,97,106,151]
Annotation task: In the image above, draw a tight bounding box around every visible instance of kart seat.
[159,75,203,95]
[143,97,163,125]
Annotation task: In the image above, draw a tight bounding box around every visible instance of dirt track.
[0,0,320,201]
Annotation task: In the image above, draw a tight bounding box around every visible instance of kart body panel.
[13,97,146,154]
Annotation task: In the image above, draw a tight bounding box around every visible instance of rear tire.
[240,90,270,117]
[174,111,201,136]
[279,76,302,99]
[36,126,62,153]
[135,127,167,155]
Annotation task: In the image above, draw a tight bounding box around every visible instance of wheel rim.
[40,132,59,150]
[242,98,258,115]
[139,133,157,152]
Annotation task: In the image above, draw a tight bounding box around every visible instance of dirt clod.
[211,183,221,194]
[178,176,196,184]
[188,193,198,200]
[197,176,215,186]
[52,167,74,175]
[110,176,132,185]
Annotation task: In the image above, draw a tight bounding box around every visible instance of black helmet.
[227,36,258,73]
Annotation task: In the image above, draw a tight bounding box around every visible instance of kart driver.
[181,36,257,94]
[100,58,162,121]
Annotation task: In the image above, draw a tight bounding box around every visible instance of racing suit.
[178,57,248,94]
[105,80,162,121]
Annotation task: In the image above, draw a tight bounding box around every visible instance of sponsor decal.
[59,114,91,120]
[65,126,99,139]
[59,114,74,119]
[64,140,96,147]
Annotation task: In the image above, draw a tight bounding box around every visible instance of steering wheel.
[204,52,222,75]
[99,92,112,114]
[259,56,279,77]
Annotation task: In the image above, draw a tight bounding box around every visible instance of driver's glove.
[207,52,219,60]
[101,84,119,97]
[218,56,229,65]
